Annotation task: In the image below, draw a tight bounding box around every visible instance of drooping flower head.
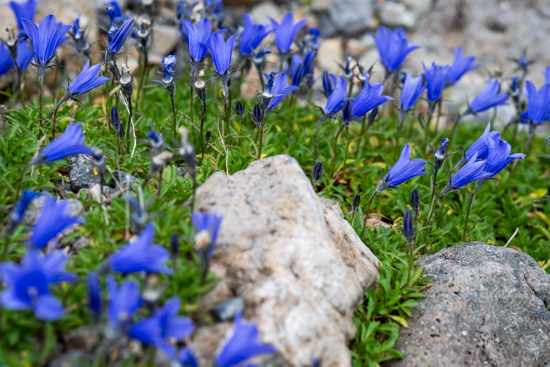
[0,249,76,320]
[162,55,177,83]
[129,297,195,360]
[399,72,426,112]
[371,26,419,75]
[239,13,271,57]
[21,14,71,80]
[33,123,93,164]
[483,137,525,179]
[8,0,40,36]
[423,62,449,103]
[67,60,110,99]
[379,144,428,191]
[446,47,480,86]
[109,223,172,275]
[352,74,394,119]
[267,72,299,111]
[269,13,307,54]
[467,79,508,114]
[29,196,84,249]
[106,276,142,332]
[519,81,550,125]
[214,312,277,367]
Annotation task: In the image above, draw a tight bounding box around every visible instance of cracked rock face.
[193,155,380,367]
[385,242,550,367]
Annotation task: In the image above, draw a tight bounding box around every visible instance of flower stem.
[257,125,264,160]
[200,101,206,162]
[189,85,194,123]
[170,95,177,139]
[37,74,43,129]
[360,190,379,239]
[331,124,346,178]
[462,186,479,241]
[313,115,326,162]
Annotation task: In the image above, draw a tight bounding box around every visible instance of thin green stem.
[360,190,379,239]
[171,96,177,139]
[200,101,206,162]
[462,187,479,241]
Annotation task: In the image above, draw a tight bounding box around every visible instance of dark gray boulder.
[385,242,550,367]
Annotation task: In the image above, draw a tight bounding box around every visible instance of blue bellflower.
[34,123,93,164]
[446,47,480,86]
[214,312,277,367]
[371,26,419,75]
[106,7,119,43]
[86,272,102,319]
[402,209,414,245]
[106,276,142,331]
[267,72,299,111]
[162,55,177,83]
[352,74,394,118]
[399,72,426,112]
[104,1,123,21]
[191,212,223,252]
[107,18,134,53]
[9,0,40,36]
[30,196,84,249]
[308,26,321,49]
[423,62,449,103]
[379,144,428,191]
[109,223,172,275]
[322,71,337,98]
[322,76,347,117]
[181,18,226,64]
[483,137,525,179]
[0,39,34,76]
[204,32,237,75]
[239,13,271,56]
[269,13,306,54]
[520,81,550,125]
[0,249,76,320]
[68,60,110,99]
[129,297,195,360]
[465,122,501,161]
[179,347,199,367]
[448,152,492,189]
[21,15,71,80]
[467,79,508,114]
[72,14,84,39]
[10,190,40,223]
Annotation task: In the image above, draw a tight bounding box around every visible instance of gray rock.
[386,242,550,367]
[379,1,417,29]
[211,297,245,322]
[113,170,140,191]
[402,0,433,17]
[69,155,101,193]
[23,196,84,226]
[191,155,380,367]
[250,1,282,25]
[328,0,373,37]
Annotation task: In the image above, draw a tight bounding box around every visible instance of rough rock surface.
[192,155,380,367]
[69,155,102,193]
[385,242,550,367]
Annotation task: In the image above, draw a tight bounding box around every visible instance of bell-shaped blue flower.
[239,13,271,56]
[0,41,14,77]
[68,60,110,98]
[107,18,134,53]
[465,122,501,161]
[106,276,142,330]
[0,39,34,76]
[402,209,414,245]
[400,72,426,112]
[382,144,428,188]
[72,14,84,39]
[484,137,525,178]
[191,212,223,247]
[30,196,84,249]
[467,79,508,114]
[290,50,315,87]
[323,76,347,116]
[106,7,119,43]
[322,71,337,98]
[423,62,449,103]
[267,72,299,111]
[35,123,93,164]
[269,13,306,54]
[214,312,276,367]
[181,18,225,63]
[8,0,39,36]
[308,26,321,49]
[109,223,172,275]
[0,249,76,320]
[352,74,394,118]
[371,26,419,74]
[104,1,122,21]
[450,152,492,189]
[162,55,177,83]
[446,47,480,86]
[519,81,550,125]
[179,347,199,367]
[129,297,195,360]
[86,272,102,318]
[21,15,71,76]
[204,32,237,75]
